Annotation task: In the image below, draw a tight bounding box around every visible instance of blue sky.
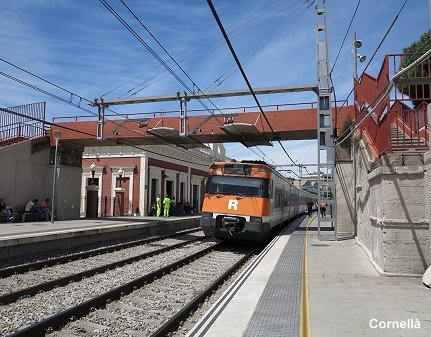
[0,0,429,176]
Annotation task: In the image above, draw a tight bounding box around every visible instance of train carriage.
[200,160,317,242]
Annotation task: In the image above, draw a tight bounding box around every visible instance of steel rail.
[0,228,200,278]
[149,250,255,337]
[0,236,205,305]
[8,241,224,337]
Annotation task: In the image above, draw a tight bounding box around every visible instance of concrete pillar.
[424,104,431,284]
[427,103,431,268]
[139,155,148,216]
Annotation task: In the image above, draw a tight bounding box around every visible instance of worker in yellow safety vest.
[163,195,171,217]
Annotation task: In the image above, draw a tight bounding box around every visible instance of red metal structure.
[354,54,430,159]
[0,102,47,147]
[49,103,355,149]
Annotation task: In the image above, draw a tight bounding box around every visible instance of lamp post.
[51,130,62,224]
[90,162,96,185]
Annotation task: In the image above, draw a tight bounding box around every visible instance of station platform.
[187,215,431,337]
[0,215,200,260]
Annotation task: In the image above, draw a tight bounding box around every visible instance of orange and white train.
[200,160,317,242]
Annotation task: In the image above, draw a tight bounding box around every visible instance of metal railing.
[354,54,430,157]
[0,102,47,146]
[52,100,349,123]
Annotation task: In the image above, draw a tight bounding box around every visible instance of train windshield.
[207,176,269,198]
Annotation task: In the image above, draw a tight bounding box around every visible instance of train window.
[274,188,283,208]
[224,164,252,175]
[207,176,269,198]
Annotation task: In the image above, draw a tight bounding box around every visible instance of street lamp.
[90,162,96,185]
[51,130,62,224]
[118,168,124,187]
[353,32,366,79]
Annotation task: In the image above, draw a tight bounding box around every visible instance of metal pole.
[51,137,59,223]
[353,32,358,79]
[429,0,431,31]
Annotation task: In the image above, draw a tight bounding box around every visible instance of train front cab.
[200,162,273,242]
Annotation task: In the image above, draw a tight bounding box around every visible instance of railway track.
[0,235,221,336]
[0,231,204,305]
[3,240,254,337]
[0,228,200,277]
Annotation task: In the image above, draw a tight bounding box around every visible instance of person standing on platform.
[319,202,326,217]
[163,195,171,217]
[307,199,313,217]
[170,197,176,216]
[156,194,162,217]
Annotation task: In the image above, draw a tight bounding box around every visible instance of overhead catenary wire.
[128,0,308,97]
[1,59,274,166]
[101,0,299,98]
[205,0,313,93]
[133,0,307,97]
[100,0,285,165]
[1,23,275,166]
[0,57,153,132]
[120,0,281,167]
[207,0,300,168]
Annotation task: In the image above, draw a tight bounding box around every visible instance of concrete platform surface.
[187,215,309,337]
[308,223,431,337]
[187,214,431,337]
[0,215,200,260]
[0,215,200,240]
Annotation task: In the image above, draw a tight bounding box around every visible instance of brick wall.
[83,157,140,216]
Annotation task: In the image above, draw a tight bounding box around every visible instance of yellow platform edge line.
[300,215,314,337]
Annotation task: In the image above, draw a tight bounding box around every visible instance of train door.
[192,184,199,212]
[287,185,291,220]
[166,180,174,198]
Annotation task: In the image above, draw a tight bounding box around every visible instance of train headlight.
[202,212,213,218]
[250,216,262,223]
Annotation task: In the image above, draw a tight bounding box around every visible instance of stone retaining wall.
[355,145,430,275]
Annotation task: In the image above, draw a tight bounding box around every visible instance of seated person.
[25,199,43,219]
[40,198,52,221]
[0,198,13,222]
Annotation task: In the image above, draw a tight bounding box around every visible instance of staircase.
[391,124,428,152]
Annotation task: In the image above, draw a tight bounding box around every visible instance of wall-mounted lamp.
[90,162,96,185]
[118,167,124,187]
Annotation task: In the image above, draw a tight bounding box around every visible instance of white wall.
[0,137,82,219]
[56,166,82,220]
[0,138,52,211]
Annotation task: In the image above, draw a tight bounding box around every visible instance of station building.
[80,144,226,217]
